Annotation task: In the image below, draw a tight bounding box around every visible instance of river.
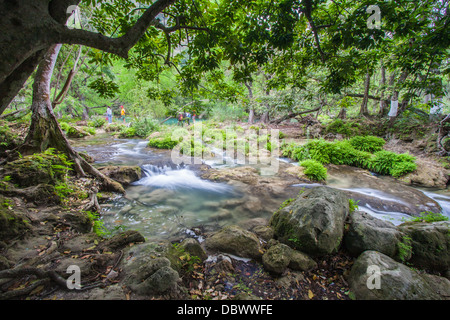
[74,135,450,241]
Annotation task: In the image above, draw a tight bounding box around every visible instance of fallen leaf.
[308,290,314,299]
[30,285,45,295]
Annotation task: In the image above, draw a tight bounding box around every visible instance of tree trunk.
[16,45,125,194]
[0,0,175,114]
[244,81,255,124]
[359,72,371,116]
[378,64,387,116]
[337,107,347,119]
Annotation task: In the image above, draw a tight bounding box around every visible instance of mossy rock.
[99,166,142,186]
[270,186,349,257]
[205,225,263,260]
[0,197,31,242]
[66,126,91,138]
[3,151,71,188]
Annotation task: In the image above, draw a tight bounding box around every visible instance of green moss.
[3,148,73,188]
[0,196,30,241]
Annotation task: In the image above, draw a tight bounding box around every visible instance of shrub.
[325,119,360,137]
[349,136,386,153]
[349,199,360,213]
[88,117,106,128]
[118,126,136,138]
[84,127,96,135]
[299,159,328,182]
[368,150,416,177]
[105,123,126,132]
[148,134,179,149]
[132,118,160,138]
[281,137,416,178]
[59,121,71,132]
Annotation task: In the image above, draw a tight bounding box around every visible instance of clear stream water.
[74,136,450,241]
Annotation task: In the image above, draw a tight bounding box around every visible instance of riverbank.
[0,118,449,300]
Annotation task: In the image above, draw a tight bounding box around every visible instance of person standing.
[120,105,126,123]
[106,106,113,124]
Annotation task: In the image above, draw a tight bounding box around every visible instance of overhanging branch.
[56,0,175,59]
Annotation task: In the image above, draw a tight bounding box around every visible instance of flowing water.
[74,137,450,241]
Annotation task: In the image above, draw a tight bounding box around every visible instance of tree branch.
[345,93,381,100]
[270,107,321,124]
[302,0,326,62]
[55,0,175,59]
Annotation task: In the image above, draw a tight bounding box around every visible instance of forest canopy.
[0,0,447,162]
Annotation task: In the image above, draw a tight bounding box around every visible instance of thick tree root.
[0,267,66,300]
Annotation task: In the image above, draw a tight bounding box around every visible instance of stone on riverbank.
[270,186,349,256]
[344,211,402,258]
[205,225,263,260]
[348,250,445,300]
[398,221,450,271]
[262,242,317,274]
[120,242,182,297]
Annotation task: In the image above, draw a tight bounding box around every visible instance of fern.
[300,159,328,182]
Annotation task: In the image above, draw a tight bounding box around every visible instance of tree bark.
[16,45,125,194]
[270,107,321,125]
[378,63,387,115]
[0,0,175,114]
[244,81,255,124]
[359,72,371,116]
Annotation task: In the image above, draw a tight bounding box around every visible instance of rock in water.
[99,165,142,186]
[270,186,349,256]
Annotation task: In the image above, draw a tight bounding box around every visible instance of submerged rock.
[327,164,442,216]
[270,186,349,256]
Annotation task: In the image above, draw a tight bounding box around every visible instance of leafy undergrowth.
[282,136,417,178]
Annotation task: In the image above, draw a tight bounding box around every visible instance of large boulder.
[348,250,444,300]
[344,211,402,258]
[262,242,317,274]
[270,186,349,256]
[398,221,450,271]
[205,225,263,260]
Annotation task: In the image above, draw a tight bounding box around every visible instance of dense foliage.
[281,137,417,178]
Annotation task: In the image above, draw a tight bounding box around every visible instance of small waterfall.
[135,164,233,193]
